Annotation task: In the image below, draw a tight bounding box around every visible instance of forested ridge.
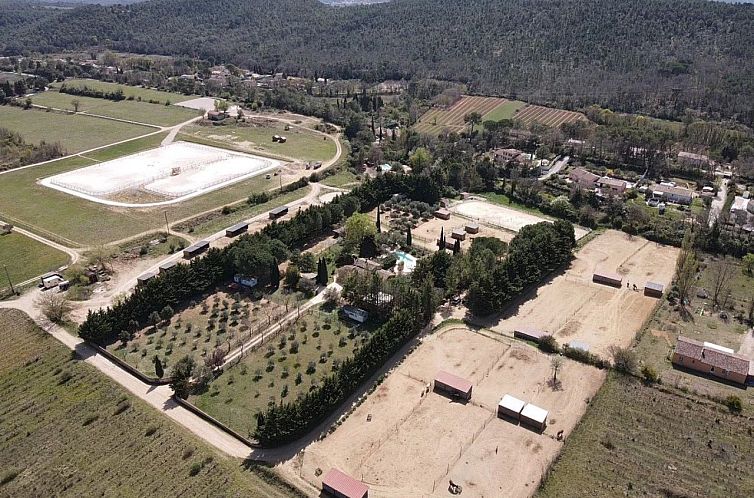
[3,0,754,121]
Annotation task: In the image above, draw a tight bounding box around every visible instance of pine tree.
[406,226,412,246]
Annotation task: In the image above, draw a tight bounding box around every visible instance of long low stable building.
[322,468,368,498]
[159,260,178,273]
[269,205,289,219]
[592,270,623,288]
[498,394,526,421]
[183,240,210,259]
[672,336,750,385]
[225,221,249,237]
[644,281,664,298]
[434,370,473,400]
[137,271,157,285]
[514,326,547,343]
[520,403,548,432]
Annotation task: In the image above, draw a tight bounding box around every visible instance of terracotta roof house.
[569,167,599,190]
[672,336,750,385]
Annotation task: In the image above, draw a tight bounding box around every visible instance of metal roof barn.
[321,468,368,498]
[434,370,473,400]
[592,270,623,287]
[644,281,664,297]
[498,394,526,420]
[513,326,547,343]
[520,403,548,431]
[225,221,249,237]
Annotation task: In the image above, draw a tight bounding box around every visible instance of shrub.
[610,346,638,374]
[641,365,660,384]
[538,335,560,353]
[188,463,202,476]
[725,395,743,414]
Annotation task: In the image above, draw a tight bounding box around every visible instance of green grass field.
[0,133,291,247]
[191,305,369,437]
[321,169,358,187]
[50,79,194,104]
[177,185,312,237]
[30,90,201,127]
[0,232,69,287]
[0,309,300,497]
[0,106,156,153]
[181,121,336,163]
[537,372,754,497]
[481,100,526,122]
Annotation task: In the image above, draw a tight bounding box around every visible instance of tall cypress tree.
[317,258,328,286]
[154,355,164,379]
[438,227,445,251]
[270,258,281,288]
[406,226,412,247]
[376,204,382,233]
[453,238,461,255]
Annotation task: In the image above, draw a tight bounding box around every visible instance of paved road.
[539,155,569,181]
[708,179,728,227]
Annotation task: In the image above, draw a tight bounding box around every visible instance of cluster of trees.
[0,77,46,104]
[79,173,442,343]
[0,126,64,172]
[58,83,125,101]
[4,0,754,124]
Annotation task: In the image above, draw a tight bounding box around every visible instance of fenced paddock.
[292,327,605,497]
[40,141,282,207]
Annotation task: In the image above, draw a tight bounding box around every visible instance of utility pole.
[3,265,15,295]
[164,211,170,235]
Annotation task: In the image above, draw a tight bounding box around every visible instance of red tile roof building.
[672,336,750,385]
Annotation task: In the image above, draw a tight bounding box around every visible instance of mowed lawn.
[51,79,194,104]
[0,232,69,286]
[30,90,201,127]
[0,105,155,153]
[0,309,300,498]
[0,133,283,246]
[537,373,754,498]
[481,99,526,122]
[181,121,337,163]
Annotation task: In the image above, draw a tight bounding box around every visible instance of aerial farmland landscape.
[1,0,754,497]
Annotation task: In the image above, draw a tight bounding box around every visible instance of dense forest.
[2,0,754,123]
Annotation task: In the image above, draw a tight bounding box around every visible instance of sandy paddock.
[452,200,590,240]
[291,327,605,498]
[411,214,515,251]
[488,230,679,356]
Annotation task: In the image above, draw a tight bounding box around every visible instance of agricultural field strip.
[418,96,509,130]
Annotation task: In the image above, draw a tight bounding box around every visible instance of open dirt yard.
[288,326,605,498]
[452,200,590,240]
[486,230,679,357]
[412,213,515,251]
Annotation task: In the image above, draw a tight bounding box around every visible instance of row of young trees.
[254,303,427,445]
[79,173,442,344]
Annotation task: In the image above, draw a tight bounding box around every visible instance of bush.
[188,463,202,476]
[610,346,638,374]
[538,335,560,353]
[725,395,743,414]
[641,365,660,384]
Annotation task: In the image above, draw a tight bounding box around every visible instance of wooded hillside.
[3,0,754,123]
